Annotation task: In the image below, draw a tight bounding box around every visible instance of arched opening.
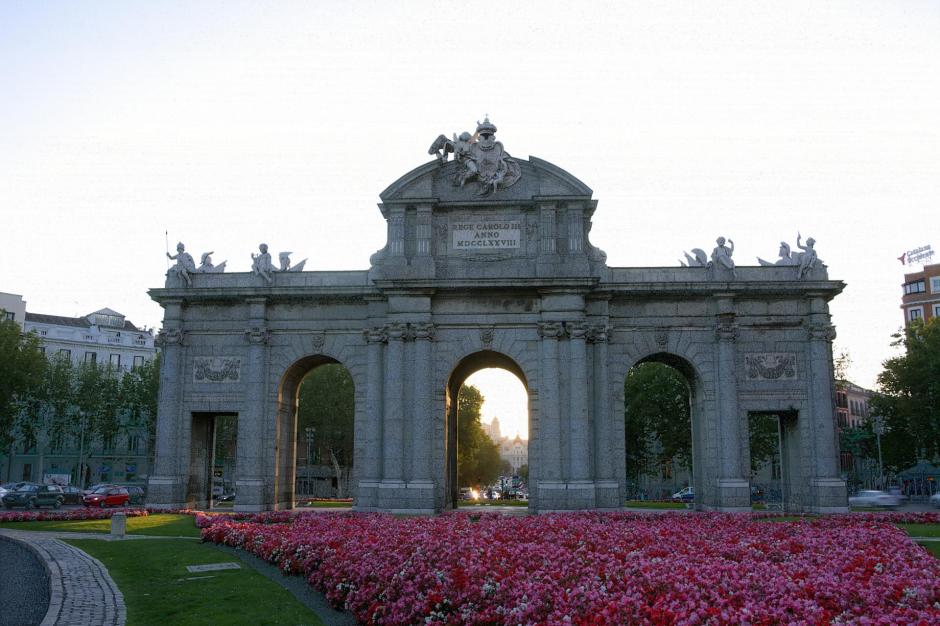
[624,354,703,505]
[445,351,529,510]
[276,355,355,509]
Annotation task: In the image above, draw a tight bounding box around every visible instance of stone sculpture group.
[167,241,306,287]
[428,116,522,196]
[680,233,822,280]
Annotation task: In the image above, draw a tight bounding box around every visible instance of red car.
[83,486,130,508]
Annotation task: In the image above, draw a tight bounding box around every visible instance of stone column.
[567,203,584,254]
[388,206,406,263]
[537,321,564,508]
[408,323,435,510]
[382,323,406,483]
[807,318,846,511]
[590,325,618,506]
[235,299,268,512]
[714,310,749,510]
[148,316,185,508]
[539,203,556,254]
[362,327,386,481]
[568,322,590,480]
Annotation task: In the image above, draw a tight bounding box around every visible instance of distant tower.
[485,417,502,442]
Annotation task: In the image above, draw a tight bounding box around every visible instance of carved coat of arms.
[428,117,522,196]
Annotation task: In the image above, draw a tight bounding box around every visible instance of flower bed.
[0,507,150,523]
[201,512,940,624]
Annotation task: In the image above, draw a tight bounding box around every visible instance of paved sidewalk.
[0,529,126,626]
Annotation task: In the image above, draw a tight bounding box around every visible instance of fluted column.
[538,322,563,481]
[808,322,839,478]
[363,326,386,481]
[148,322,184,507]
[382,323,406,481]
[236,298,268,512]
[410,323,435,489]
[568,322,591,481]
[590,325,611,480]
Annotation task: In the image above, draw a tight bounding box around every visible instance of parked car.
[848,490,901,509]
[2,483,64,509]
[672,487,694,502]
[83,486,130,508]
[124,486,145,505]
[83,483,117,495]
[930,492,940,509]
[60,485,85,505]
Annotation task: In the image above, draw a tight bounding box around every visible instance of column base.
[147,475,185,509]
[234,478,265,511]
[715,478,750,511]
[806,477,848,512]
[536,480,597,510]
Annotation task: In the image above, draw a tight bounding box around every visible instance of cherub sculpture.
[167,242,196,286]
[251,243,276,284]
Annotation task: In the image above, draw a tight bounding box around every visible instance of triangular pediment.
[379,156,593,209]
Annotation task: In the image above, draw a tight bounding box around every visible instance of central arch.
[444,350,529,510]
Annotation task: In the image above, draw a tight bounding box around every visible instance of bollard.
[110,512,126,539]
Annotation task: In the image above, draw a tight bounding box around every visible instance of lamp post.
[305,426,316,466]
[872,414,885,490]
[76,410,87,488]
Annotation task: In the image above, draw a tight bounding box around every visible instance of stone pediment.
[379,156,593,212]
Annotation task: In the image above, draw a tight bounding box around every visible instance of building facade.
[1,304,157,487]
[901,262,940,325]
[147,121,847,514]
[0,292,27,326]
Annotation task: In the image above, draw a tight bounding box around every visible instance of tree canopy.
[0,319,46,447]
[457,384,501,489]
[871,318,940,469]
[297,364,355,496]
[624,362,692,480]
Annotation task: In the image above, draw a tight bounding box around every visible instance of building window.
[109,353,121,368]
[931,276,940,293]
[84,334,94,341]
[133,355,145,368]
[38,346,45,355]
[84,351,97,364]
[128,435,141,453]
[58,349,71,359]
[909,308,923,322]
[39,329,47,336]
[2,311,13,321]
[934,304,940,317]
[904,280,926,295]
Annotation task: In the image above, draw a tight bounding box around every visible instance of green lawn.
[458,500,529,507]
[897,523,940,538]
[0,514,201,537]
[919,542,940,559]
[66,538,324,626]
[624,500,688,509]
[300,500,352,508]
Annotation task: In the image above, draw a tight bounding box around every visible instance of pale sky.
[2,2,938,440]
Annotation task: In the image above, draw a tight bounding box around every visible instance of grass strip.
[919,542,940,559]
[624,500,688,510]
[65,538,324,626]
[0,514,201,537]
[897,523,940,538]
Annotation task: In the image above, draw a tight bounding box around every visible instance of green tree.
[457,385,501,489]
[624,362,691,483]
[748,413,781,474]
[12,353,75,481]
[518,463,529,483]
[871,318,940,469]
[297,364,355,497]
[0,319,46,448]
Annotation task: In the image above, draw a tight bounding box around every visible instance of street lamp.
[305,427,316,466]
[872,414,885,490]
[76,410,87,488]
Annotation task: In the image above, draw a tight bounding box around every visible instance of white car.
[848,490,901,509]
[930,492,940,509]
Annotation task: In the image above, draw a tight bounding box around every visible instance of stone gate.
[147,120,847,513]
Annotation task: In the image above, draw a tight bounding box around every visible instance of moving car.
[83,486,130,508]
[1,483,64,509]
[125,486,145,505]
[930,492,940,509]
[848,490,901,509]
[672,487,694,502]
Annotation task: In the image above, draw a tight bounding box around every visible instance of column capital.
[587,324,609,343]
[715,314,737,343]
[245,326,269,345]
[364,326,388,344]
[387,323,408,341]
[412,322,435,341]
[156,328,184,347]
[568,321,589,340]
[808,323,837,342]
[538,321,564,339]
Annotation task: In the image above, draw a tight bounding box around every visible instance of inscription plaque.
[451,219,521,250]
